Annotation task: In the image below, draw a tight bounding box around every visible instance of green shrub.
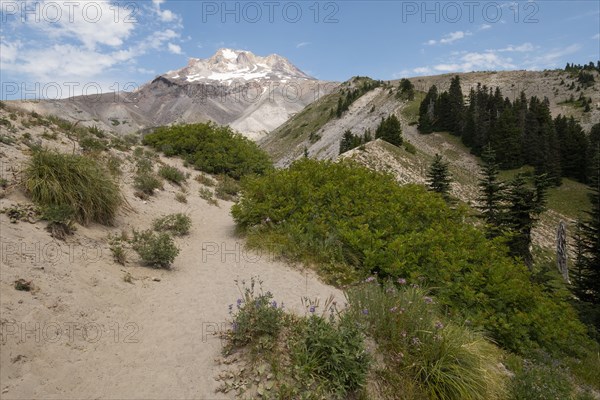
[152,213,191,236]
[133,172,163,195]
[509,359,573,400]
[135,157,153,173]
[290,314,370,396]
[195,173,216,187]
[108,233,128,265]
[41,204,76,240]
[79,133,107,153]
[231,159,592,357]
[199,187,218,206]
[130,229,179,268]
[106,155,123,176]
[222,278,370,398]
[25,150,122,225]
[175,192,187,203]
[143,123,272,179]
[227,277,284,349]
[158,165,186,185]
[215,175,240,201]
[346,280,507,400]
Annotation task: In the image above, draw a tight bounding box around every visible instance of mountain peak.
[165,48,313,85]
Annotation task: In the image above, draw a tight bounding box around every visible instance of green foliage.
[215,175,240,201]
[427,153,453,201]
[152,213,191,236]
[226,277,284,349]
[375,114,403,146]
[108,233,128,265]
[79,133,107,153]
[346,280,507,400]
[134,172,163,195]
[222,277,369,398]
[231,159,592,356]
[195,173,216,187]
[25,150,122,225]
[198,187,218,206]
[509,359,574,400]
[41,204,76,239]
[130,229,179,268]
[143,123,272,179]
[290,314,369,396]
[339,129,372,154]
[175,192,187,203]
[396,78,415,100]
[158,165,186,185]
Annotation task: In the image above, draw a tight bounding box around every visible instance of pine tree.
[375,115,403,146]
[418,85,438,133]
[477,146,505,238]
[503,173,549,269]
[573,144,600,305]
[426,154,453,201]
[447,75,464,135]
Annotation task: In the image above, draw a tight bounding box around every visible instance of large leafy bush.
[143,123,272,179]
[232,159,591,356]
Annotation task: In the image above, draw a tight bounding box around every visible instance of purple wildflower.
[397,278,407,285]
[232,322,238,332]
[309,306,316,313]
[435,321,444,330]
[272,300,278,308]
[362,309,369,315]
[364,276,376,283]
[423,296,433,304]
[390,306,398,313]
[411,337,421,346]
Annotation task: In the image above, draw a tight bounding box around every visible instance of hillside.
[0,104,341,398]
[261,69,599,252]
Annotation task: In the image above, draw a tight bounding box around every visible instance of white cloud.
[593,33,600,40]
[496,43,536,52]
[25,0,135,50]
[524,44,581,66]
[152,0,181,23]
[413,67,433,74]
[426,31,472,46]
[137,68,156,75]
[167,43,182,54]
[296,42,310,48]
[479,24,492,30]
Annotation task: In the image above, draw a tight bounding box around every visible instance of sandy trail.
[1,167,341,399]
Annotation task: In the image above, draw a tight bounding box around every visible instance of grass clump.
[346,279,507,400]
[195,173,216,187]
[143,123,272,179]
[130,229,179,268]
[24,150,122,225]
[108,232,129,265]
[152,213,191,236]
[158,165,186,185]
[175,192,187,203]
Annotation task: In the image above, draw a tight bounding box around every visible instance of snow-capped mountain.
[166,48,312,85]
[13,49,335,140]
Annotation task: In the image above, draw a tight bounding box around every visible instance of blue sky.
[1,0,599,99]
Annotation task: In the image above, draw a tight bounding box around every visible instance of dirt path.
[1,169,341,399]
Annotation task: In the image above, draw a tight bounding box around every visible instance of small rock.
[152,277,161,282]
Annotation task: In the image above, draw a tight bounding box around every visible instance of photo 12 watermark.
[1,321,141,344]
[199,1,340,24]
[401,1,539,24]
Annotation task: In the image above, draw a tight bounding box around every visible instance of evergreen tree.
[375,115,403,146]
[426,154,453,201]
[418,85,438,133]
[503,173,549,268]
[477,146,505,238]
[573,145,600,302]
[447,75,464,135]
